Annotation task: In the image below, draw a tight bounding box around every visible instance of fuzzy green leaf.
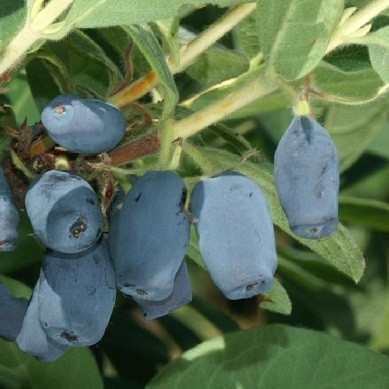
[256,0,344,80]
[147,324,389,388]
[71,0,252,29]
[186,47,249,88]
[365,26,389,83]
[260,279,292,315]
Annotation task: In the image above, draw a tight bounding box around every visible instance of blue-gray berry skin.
[274,116,339,239]
[41,94,126,154]
[0,284,28,342]
[25,170,104,254]
[109,171,190,301]
[134,261,192,320]
[38,238,116,347]
[0,166,19,252]
[191,172,277,300]
[16,279,68,362]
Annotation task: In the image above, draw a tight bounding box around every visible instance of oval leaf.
[256,0,344,80]
[148,324,389,388]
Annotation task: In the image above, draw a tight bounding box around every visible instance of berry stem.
[326,0,389,53]
[109,3,257,108]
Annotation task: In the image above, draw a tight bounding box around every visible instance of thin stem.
[109,3,257,108]
[182,142,216,175]
[326,0,389,53]
[173,75,277,140]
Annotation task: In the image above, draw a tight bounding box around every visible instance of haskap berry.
[25,170,104,254]
[191,172,277,300]
[38,238,116,347]
[0,166,19,252]
[0,284,28,342]
[16,279,68,362]
[41,94,126,154]
[109,171,190,301]
[274,116,339,239]
[134,260,192,320]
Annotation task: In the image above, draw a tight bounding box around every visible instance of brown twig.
[106,135,160,166]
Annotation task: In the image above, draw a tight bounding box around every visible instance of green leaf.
[0,0,25,53]
[36,30,123,102]
[72,0,252,29]
[368,121,389,159]
[199,147,365,282]
[0,212,44,274]
[0,341,103,389]
[4,74,40,125]
[313,62,385,102]
[186,47,249,88]
[325,100,389,171]
[187,225,206,269]
[260,279,292,315]
[0,275,32,299]
[371,287,389,351]
[339,196,389,232]
[278,246,362,291]
[256,0,344,81]
[364,26,389,83]
[26,57,61,113]
[147,324,389,389]
[236,13,261,59]
[123,25,178,121]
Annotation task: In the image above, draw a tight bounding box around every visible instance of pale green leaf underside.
[147,324,389,389]
[256,0,344,80]
[201,147,365,282]
[367,26,389,83]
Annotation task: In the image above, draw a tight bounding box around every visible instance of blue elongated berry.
[0,166,19,252]
[25,170,104,253]
[0,284,28,342]
[16,279,68,362]
[38,238,116,347]
[191,172,277,300]
[274,116,339,239]
[134,261,192,320]
[41,94,126,154]
[109,171,190,301]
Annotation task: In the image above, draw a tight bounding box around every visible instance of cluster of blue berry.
[0,95,339,362]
